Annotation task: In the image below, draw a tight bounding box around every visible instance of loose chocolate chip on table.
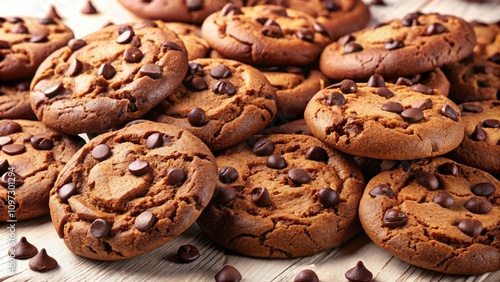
[43,82,64,98]
[369,184,394,198]
[457,218,483,237]
[464,197,493,214]
[416,172,440,190]
[318,188,339,208]
[384,40,404,50]
[267,154,287,169]
[401,108,424,122]
[0,171,24,188]
[305,146,328,162]
[343,42,363,54]
[177,244,200,263]
[367,74,386,87]
[218,166,239,184]
[124,47,143,63]
[326,92,346,106]
[67,38,86,51]
[483,119,500,128]
[215,265,242,282]
[381,102,404,113]
[81,0,99,14]
[440,104,458,121]
[252,139,275,156]
[92,144,112,161]
[471,125,487,141]
[410,84,433,94]
[135,211,157,231]
[129,159,149,176]
[383,209,407,228]
[0,121,22,136]
[373,87,394,98]
[252,187,270,207]
[471,182,495,196]
[67,59,83,77]
[188,107,206,127]
[2,144,25,155]
[424,23,447,35]
[296,28,314,41]
[437,162,458,176]
[30,135,54,150]
[167,168,186,186]
[8,237,38,259]
[345,261,373,282]
[116,28,134,44]
[139,64,162,79]
[210,65,232,79]
[433,191,454,208]
[294,269,319,282]
[411,98,432,110]
[90,219,111,238]
[58,182,76,202]
[213,186,236,204]
[288,168,311,185]
[29,248,58,272]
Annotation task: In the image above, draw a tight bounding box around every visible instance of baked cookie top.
[471,20,499,61]
[0,16,74,81]
[49,121,217,260]
[304,78,464,160]
[197,134,365,258]
[359,157,500,275]
[0,119,79,221]
[0,79,37,120]
[156,21,210,60]
[30,22,188,135]
[319,12,476,81]
[201,4,331,66]
[147,58,277,151]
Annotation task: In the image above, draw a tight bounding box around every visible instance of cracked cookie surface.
[49,121,217,260]
[304,79,464,160]
[197,133,365,258]
[30,22,188,135]
[359,157,500,275]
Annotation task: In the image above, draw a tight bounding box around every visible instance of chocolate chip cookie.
[30,22,188,135]
[49,121,218,260]
[147,58,277,151]
[0,79,37,119]
[359,157,500,275]
[471,20,499,61]
[156,21,210,60]
[0,119,79,221]
[197,133,365,258]
[447,100,500,175]
[201,4,331,66]
[304,78,464,160]
[319,12,476,81]
[0,16,74,81]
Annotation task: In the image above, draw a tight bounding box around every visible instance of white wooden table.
[1,0,499,281]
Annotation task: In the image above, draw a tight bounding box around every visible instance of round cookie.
[147,58,277,151]
[117,0,242,24]
[0,16,74,81]
[471,20,499,60]
[156,21,210,60]
[319,12,476,81]
[391,67,450,97]
[304,78,464,160]
[0,79,37,119]
[197,134,365,258]
[201,4,331,66]
[49,121,218,260]
[30,22,188,135]
[0,119,80,221]
[447,100,500,175]
[359,157,500,275]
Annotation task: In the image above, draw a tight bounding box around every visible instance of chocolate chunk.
[384,40,404,50]
[30,135,54,150]
[221,3,243,16]
[345,261,373,282]
[177,245,200,263]
[461,103,483,113]
[305,146,328,162]
[440,104,458,121]
[483,119,500,128]
[296,28,314,41]
[464,197,493,214]
[340,34,355,46]
[67,59,83,77]
[0,40,9,49]
[146,133,163,149]
[402,11,422,27]
[10,23,29,34]
[416,172,440,190]
[81,0,99,14]
[210,65,232,79]
[139,64,162,79]
[58,182,76,202]
[43,82,64,98]
[28,248,58,272]
[343,42,363,54]
[91,144,112,161]
[369,184,394,198]
[67,38,86,51]
[471,182,495,196]
[188,107,206,127]
[326,92,346,106]
[318,188,339,208]
[8,237,38,259]
[47,5,62,20]
[330,79,358,94]
[294,269,319,282]
[130,36,141,48]
[124,47,143,63]
[135,211,157,231]
[471,125,487,141]
[457,218,483,237]
[371,0,386,5]
[252,139,275,156]
[161,41,183,51]
[213,186,236,204]
[252,187,270,207]
[381,102,404,113]
[396,77,413,86]
[128,159,149,176]
[262,23,283,38]
[401,108,424,122]
[411,98,432,110]
[433,191,454,208]
[267,154,287,169]
[186,0,203,11]
[98,63,116,80]
[29,34,48,43]
[90,219,111,238]
[383,209,407,228]
[116,29,134,44]
[313,22,329,37]
[0,136,12,147]
[167,168,186,186]
[187,76,208,91]
[288,168,311,185]
[0,121,22,136]
[410,84,433,94]
[2,144,25,155]
[437,162,458,176]
[373,87,394,98]
[212,79,237,95]
[367,74,386,87]
[0,171,24,188]
[424,23,447,35]
[219,167,239,184]
[323,1,340,11]
[215,265,242,282]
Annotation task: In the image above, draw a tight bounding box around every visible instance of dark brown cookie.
[30,22,188,135]
[0,16,74,81]
[359,157,500,275]
[197,134,365,258]
[0,119,79,221]
[49,121,218,260]
[0,79,37,119]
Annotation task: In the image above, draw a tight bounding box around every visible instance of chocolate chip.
[0,136,12,147]
[252,187,270,207]
[417,172,440,190]
[381,102,404,113]
[2,144,25,155]
[81,0,99,14]
[10,23,29,34]
[384,40,404,50]
[186,0,203,11]
[135,211,157,231]
[267,154,287,169]
[345,261,373,282]
[330,79,358,94]
[128,159,149,176]
[367,74,386,87]
[266,7,287,16]
[185,76,207,91]
[402,11,422,27]
[215,265,242,282]
[294,269,319,282]
[396,77,413,86]
[8,17,23,23]
[326,92,346,106]
[221,3,243,16]
[457,218,483,237]
[46,5,62,20]
[262,23,283,38]
[0,170,24,188]
[0,121,22,136]
[401,108,423,122]
[343,42,363,54]
[288,168,311,185]
[67,38,86,51]
[167,168,186,186]
[252,139,275,156]
[0,40,9,49]
[124,47,143,63]
[313,22,329,37]
[116,28,134,44]
[67,59,83,77]
[471,125,487,141]
[130,36,141,48]
[464,197,492,214]
[461,103,483,113]
[177,245,200,263]
[213,186,236,204]
[340,34,355,46]
[296,28,314,41]
[488,52,500,64]
[219,167,239,184]
[210,65,232,79]
[373,87,394,98]
[437,162,458,176]
[90,219,111,238]
[43,82,64,98]
[146,133,163,149]
[323,0,340,11]
[411,98,433,110]
[161,41,183,51]
[410,84,433,94]
[424,23,447,35]
[383,209,407,228]
[369,184,394,198]
[98,63,116,80]
[29,34,48,43]
[58,182,76,202]
[433,191,454,208]
[440,104,458,121]
[371,0,386,5]
[8,237,38,259]
[471,182,495,196]
[30,135,53,150]
[92,144,112,161]
[213,79,237,95]
[188,107,206,127]
[483,119,500,128]
[139,64,162,79]
[318,188,339,208]
[305,146,328,162]
[29,248,58,272]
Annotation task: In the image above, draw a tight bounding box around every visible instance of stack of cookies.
[1,0,498,277]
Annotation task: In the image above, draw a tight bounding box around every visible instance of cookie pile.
[1,0,499,277]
